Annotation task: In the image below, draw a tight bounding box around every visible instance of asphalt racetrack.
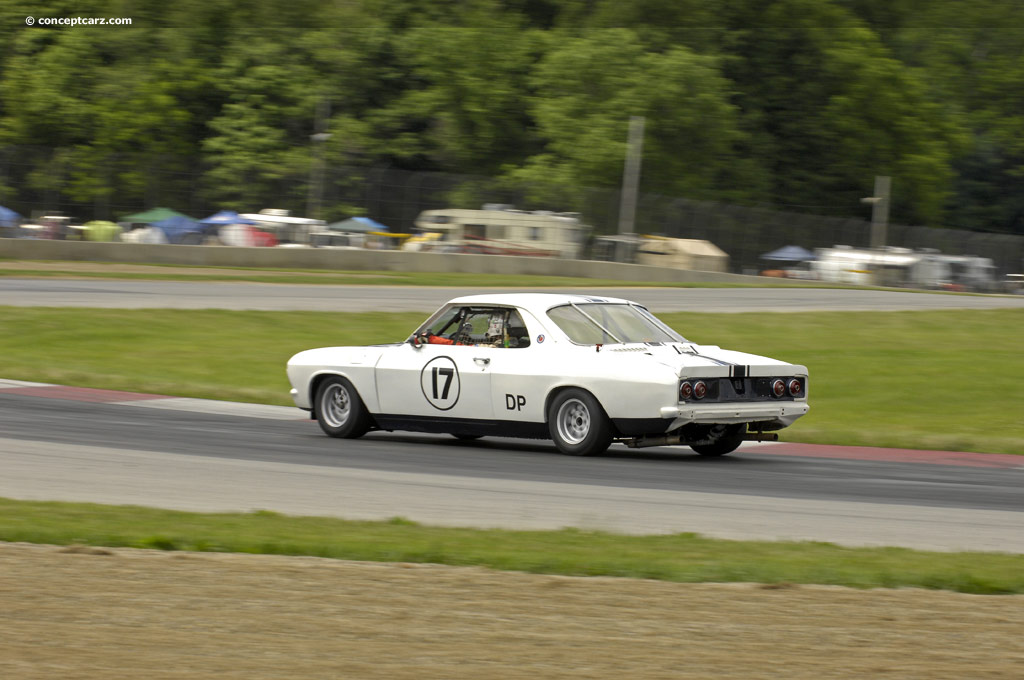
[2,381,1022,553]
[3,282,1023,553]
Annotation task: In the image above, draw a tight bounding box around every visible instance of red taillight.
[693,381,707,399]
[788,378,802,397]
[679,382,693,400]
[771,379,786,398]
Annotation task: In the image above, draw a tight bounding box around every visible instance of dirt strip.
[1,542,1022,679]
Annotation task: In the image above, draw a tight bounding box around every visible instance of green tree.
[381,22,544,175]
[348,0,546,175]
[200,34,321,211]
[504,29,758,213]
[721,0,965,226]
[878,0,1024,233]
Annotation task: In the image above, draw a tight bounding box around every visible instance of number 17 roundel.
[420,356,460,411]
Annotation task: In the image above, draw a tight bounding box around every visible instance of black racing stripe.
[679,344,734,367]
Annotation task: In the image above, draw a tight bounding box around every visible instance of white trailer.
[812,246,996,291]
[411,206,588,258]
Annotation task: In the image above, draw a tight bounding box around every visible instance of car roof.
[446,293,636,315]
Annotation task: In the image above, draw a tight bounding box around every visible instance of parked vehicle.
[410,206,588,258]
[238,209,326,246]
[812,246,997,291]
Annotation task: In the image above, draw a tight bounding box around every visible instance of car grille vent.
[610,347,648,352]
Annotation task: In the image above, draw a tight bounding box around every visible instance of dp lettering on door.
[505,394,526,411]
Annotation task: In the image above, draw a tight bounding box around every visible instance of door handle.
[473,357,491,365]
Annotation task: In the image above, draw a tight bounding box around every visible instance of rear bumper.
[660,402,809,429]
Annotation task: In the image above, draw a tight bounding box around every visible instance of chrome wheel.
[547,389,612,456]
[315,376,373,439]
[555,398,591,445]
[320,382,352,428]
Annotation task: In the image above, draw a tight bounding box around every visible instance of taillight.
[679,382,693,400]
[788,378,802,397]
[771,379,786,398]
[693,380,707,399]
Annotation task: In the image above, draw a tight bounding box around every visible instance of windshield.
[546,303,685,345]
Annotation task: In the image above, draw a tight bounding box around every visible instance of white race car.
[287,293,809,456]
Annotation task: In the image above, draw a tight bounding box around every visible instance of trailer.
[812,246,996,291]
[410,206,588,258]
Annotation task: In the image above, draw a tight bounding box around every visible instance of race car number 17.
[420,356,461,411]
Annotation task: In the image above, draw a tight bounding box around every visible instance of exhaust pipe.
[743,432,779,442]
[625,430,780,449]
[624,434,683,449]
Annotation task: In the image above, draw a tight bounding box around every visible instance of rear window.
[546,303,683,345]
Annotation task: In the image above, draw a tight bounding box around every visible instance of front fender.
[287,346,388,412]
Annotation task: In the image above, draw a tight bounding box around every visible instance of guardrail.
[0,238,771,284]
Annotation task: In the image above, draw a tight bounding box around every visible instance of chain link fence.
[1,146,1021,276]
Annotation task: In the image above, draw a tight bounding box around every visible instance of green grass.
[2,258,999,297]
[0,307,417,404]
[0,258,904,289]
[2,498,1022,594]
[661,310,1024,454]
[0,261,772,288]
[1,306,1021,454]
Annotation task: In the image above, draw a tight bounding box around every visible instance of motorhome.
[410,206,588,258]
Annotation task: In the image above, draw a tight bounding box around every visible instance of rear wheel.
[315,376,372,438]
[547,389,612,456]
[690,424,745,456]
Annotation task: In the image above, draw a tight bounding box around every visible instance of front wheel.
[547,389,612,456]
[689,424,745,456]
[315,376,373,438]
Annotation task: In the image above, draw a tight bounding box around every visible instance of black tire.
[690,424,745,456]
[450,433,482,441]
[547,389,613,456]
[315,376,373,438]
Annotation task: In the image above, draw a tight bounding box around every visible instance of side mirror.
[410,334,424,348]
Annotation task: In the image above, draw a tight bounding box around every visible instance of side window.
[422,307,532,348]
[422,307,461,336]
[505,310,531,348]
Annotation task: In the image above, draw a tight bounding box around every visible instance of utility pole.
[306,99,332,220]
[861,175,891,249]
[617,116,645,235]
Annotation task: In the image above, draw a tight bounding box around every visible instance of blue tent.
[761,245,816,261]
[200,210,258,227]
[326,216,390,233]
[0,205,22,227]
[152,215,205,244]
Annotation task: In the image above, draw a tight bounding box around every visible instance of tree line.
[1,0,1023,235]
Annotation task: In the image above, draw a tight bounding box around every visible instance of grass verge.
[2,307,1021,454]
[0,260,774,288]
[0,258,937,291]
[2,498,1021,594]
